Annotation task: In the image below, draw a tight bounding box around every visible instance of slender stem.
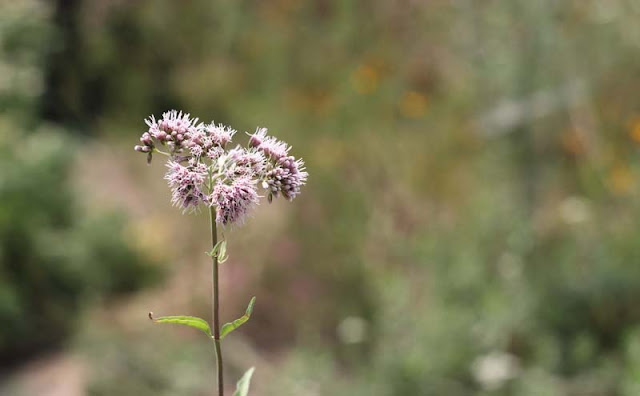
[152,148,170,156]
[209,206,224,396]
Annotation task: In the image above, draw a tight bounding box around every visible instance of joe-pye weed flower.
[134,110,307,396]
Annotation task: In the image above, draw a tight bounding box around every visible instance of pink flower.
[136,110,200,162]
[204,123,236,147]
[265,156,308,201]
[248,127,268,148]
[135,110,307,221]
[185,123,236,160]
[146,110,198,146]
[211,177,259,225]
[249,127,290,160]
[227,147,266,177]
[248,128,307,201]
[164,161,208,211]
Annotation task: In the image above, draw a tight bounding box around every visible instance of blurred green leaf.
[232,367,255,396]
[206,240,224,257]
[206,240,228,263]
[153,315,212,337]
[218,240,228,263]
[221,297,256,339]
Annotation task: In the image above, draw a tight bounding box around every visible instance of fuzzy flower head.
[249,128,308,202]
[135,111,199,162]
[211,177,259,225]
[185,123,236,161]
[135,110,307,225]
[249,127,290,160]
[264,155,308,201]
[226,146,266,178]
[164,160,208,211]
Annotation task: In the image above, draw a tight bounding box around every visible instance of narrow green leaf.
[245,296,256,316]
[206,240,225,257]
[221,297,256,339]
[232,367,255,396]
[206,240,228,263]
[218,240,228,263]
[153,315,212,337]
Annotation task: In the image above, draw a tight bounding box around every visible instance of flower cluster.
[135,110,307,225]
[164,160,208,209]
[248,128,308,202]
[134,110,199,162]
[212,177,259,225]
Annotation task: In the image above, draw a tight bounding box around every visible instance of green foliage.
[218,240,229,263]
[232,367,255,396]
[206,240,228,263]
[153,316,212,338]
[0,1,54,120]
[221,297,256,339]
[0,124,162,363]
[0,1,162,364]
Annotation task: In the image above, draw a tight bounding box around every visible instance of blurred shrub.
[0,1,162,366]
[0,123,162,364]
[0,1,53,120]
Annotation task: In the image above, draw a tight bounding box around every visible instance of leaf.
[220,297,256,339]
[232,367,255,396]
[206,240,228,263]
[206,240,225,257]
[153,315,212,337]
[218,240,228,263]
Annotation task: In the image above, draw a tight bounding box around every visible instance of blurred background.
[2,0,640,395]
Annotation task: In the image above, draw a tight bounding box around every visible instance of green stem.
[152,148,170,156]
[209,206,224,396]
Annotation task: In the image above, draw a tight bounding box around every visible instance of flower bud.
[249,134,262,147]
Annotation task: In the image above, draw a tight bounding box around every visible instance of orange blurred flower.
[351,64,379,95]
[629,117,640,143]
[399,91,428,119]
[608,165,635,195]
